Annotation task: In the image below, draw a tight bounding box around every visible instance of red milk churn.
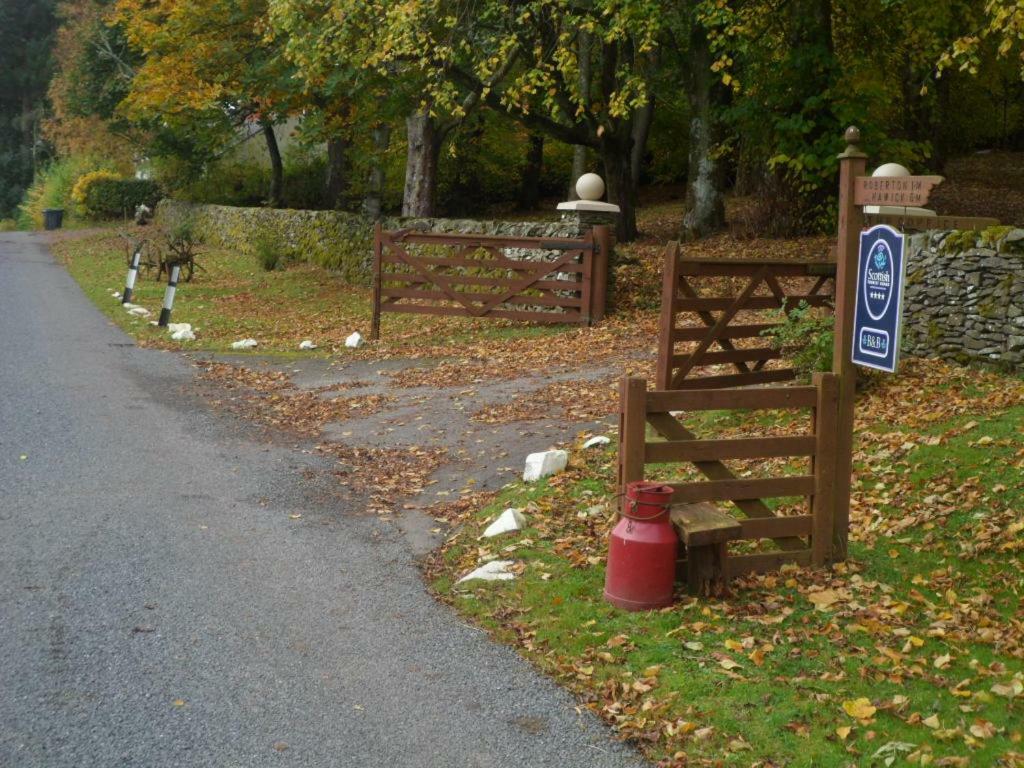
[603,481,677,611]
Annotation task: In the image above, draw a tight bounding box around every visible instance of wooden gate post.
[656,242,681,390]
[591,224,611,323]
[370,221,383,340]
[831,127,867,561]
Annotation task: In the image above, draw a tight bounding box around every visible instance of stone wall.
[156,200,588,285]
[903,228,1024,369]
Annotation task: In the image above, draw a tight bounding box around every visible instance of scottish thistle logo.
[873,244,887,270]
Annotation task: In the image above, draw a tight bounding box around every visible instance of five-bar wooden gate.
[656,242,836,390]
[618,372,839,588]
[371,224,610,339]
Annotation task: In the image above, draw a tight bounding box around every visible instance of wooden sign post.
[832,127,953,560]
[831,127,867,562]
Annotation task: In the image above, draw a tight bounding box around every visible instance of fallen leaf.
[843,698,877,720]
[808,589,841,610]
[969,720,996,739]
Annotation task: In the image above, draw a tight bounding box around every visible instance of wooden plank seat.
[671,503,741,596]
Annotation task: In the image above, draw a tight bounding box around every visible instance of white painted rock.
[127,307,150,317]
[231,338,258,350]
[122,302,139,310]
[456,560,517,584]
[583,435,611,449]
[112,292,121,299]
[299,340,317,350]
[523,449,568,482]
[482,508,526,538]
[345,332,364,349]
[171,328,195,341]
[167,322,191,334]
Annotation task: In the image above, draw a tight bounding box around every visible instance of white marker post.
[158,264,180,327]
[122,246,142,305]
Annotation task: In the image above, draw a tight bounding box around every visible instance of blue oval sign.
[852,224,906,374]
[863,239,894,321]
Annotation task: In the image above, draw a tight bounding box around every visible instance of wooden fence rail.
[618,373,839,584]
[656,243,836,390]
[371,224,610,339]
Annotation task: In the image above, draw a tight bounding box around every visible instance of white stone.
[345,332,364,349]
[167,322,192,334]
[582,435,611,449]
[122,302,139,310]
[482,508,526,538]
[171,328,195,341]
[523,449,568,482]
[299,340,317,350]
[231,338,258,350]
[557,199,621,213]
[575,172,606,201]
[112,292,121,299]
[127,307,150,317]
[456,560,517,584]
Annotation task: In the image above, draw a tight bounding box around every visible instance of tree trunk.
[518,133,544,210]
[363,122,391,218]
[402,110,439,217]
[569,146,588,200]
[325,136,349,209]
[630,96,655,190]
[682,26,725,239]
[262,120,284,208]
[601,136,638,242]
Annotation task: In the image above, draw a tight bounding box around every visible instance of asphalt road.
[0,232,646,768]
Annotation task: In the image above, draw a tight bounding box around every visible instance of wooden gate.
[371,224,610,339]
[656,243,836,389]
[618,373,839,584]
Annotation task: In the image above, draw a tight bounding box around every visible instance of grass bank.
[431,360,1024,767]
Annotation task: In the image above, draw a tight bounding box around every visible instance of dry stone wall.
[903,228,1024,369]
[156,200,586,285]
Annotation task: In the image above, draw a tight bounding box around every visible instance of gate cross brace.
[646,412,807,552]
[670,266,771,388]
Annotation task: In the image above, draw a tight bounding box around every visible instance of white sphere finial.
[872,163,911,178]
[575,173,605,202]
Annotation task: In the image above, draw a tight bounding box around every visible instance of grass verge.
[430,361,1024,767]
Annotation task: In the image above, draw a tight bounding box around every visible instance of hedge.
[76,176,162,219]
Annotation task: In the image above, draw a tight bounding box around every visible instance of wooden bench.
[671,503,741,596]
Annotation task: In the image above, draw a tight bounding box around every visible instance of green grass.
[52,229,584,355]
[434,392,1024,766]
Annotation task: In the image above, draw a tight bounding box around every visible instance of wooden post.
[591,224,611,323]
[370,221,383,340]
[618,376,648,509]
[580,229,595,326]
[656,242,681,390]
[831,127,867,561]
[811,372,839,566]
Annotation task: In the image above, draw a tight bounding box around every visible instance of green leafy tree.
[941,0,1024,78]
[112,0,299,205]
[0,0,59,218]
[268,0,681,240]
